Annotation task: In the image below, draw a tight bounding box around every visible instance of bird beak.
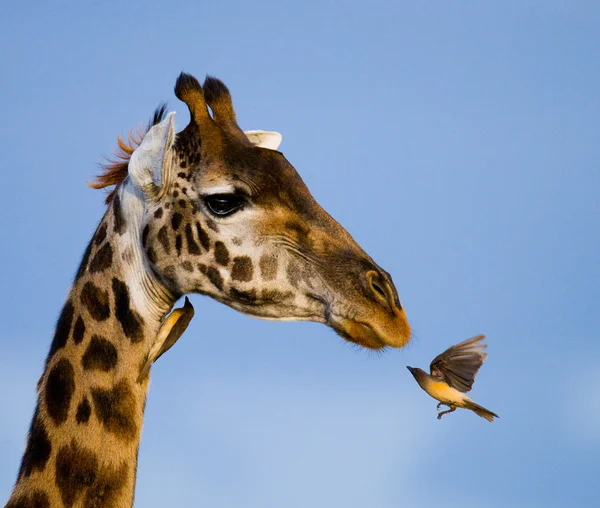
[406,365,419,379]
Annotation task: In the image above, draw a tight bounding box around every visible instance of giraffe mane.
[90,103,169,204]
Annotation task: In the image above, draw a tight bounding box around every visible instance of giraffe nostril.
[366,270,401,312]
[367,271,387,302]
[371,280,386,299]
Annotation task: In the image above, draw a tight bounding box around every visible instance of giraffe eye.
[204,194,246,217]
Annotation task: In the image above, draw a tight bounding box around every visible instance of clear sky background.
[1,1,599,507]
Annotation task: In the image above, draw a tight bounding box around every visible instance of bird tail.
[463,400,498,422]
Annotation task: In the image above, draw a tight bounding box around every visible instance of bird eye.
[204,194,246,217]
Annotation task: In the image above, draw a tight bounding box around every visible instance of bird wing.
[137,297,195,382]
[429,335,488,393]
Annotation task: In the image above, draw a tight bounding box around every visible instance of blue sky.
[1,1,599,506]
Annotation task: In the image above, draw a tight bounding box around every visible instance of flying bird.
[138,296,195,382]
[406,335,498,422]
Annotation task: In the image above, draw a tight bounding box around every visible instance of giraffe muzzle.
[324,267,411,350]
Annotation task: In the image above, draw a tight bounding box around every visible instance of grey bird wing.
[137,297,195,383]
[429,334,488,393]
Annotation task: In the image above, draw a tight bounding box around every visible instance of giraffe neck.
[8,182,175,508]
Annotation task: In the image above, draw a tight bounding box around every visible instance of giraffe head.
[116,73,410,350]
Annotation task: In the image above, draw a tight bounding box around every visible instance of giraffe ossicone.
[6,72,411,507]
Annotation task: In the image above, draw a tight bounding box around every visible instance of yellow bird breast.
[424,381,465,404]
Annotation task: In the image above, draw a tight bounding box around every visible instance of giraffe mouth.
[306,292,410,350]
[329,317,388,350]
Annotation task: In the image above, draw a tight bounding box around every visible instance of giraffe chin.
[330,318,410,350]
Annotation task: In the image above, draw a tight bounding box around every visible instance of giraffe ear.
[244,130,282,150]
[129,112,176,197]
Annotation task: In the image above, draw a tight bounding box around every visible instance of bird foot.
[437,406,456,420]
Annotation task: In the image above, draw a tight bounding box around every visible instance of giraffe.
[6,73,411,507]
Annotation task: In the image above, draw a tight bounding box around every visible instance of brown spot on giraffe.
[72,315,86,345]
[185,223,201,255]
[74,238,93,282]
[94,223,108,246]
[17,407,51,479]
[157,225,170,254]
[205,218,219,232]
[80,282,110,322]
[206,266,223,290]
[84,460,128,507]
[82,335,118,372]
[259,254,278,281]
[195,222,210,250]
[76,397,92,424]
[231,256,253,282]
[229,287,258,303]
[45,359,75,426]
[214,241,230,266]
[171,212,182,231]
[88,243,113,274]
[55,440,98,506]
[112,193,126,234]
[286,262,301,288]
[46,300,74,363]
[91,380,138,440]
[111,278,143,343]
